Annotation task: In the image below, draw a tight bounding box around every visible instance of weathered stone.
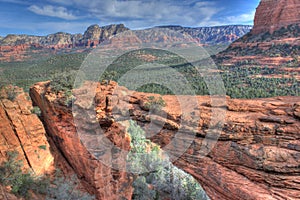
[0,86,54,175]
[30,81,133,200]
[30,81,300,200]
[252,0,300,34]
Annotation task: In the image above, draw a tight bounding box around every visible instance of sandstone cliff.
[252,0,300,34]
[217,0,300,67]
[30,81,300,200]
[30,82,133,200]
[0,86,54,175]
[82,24,129,47]
[0,24,128,48]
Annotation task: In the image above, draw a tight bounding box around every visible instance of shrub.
[38,145,47,150]
[46,174,94,200]
[50,71,79,107]
[0,151,45,199]
[144,96,166,111]
[50,71,77,94]
[31,106,41,116]
[5,87,18,101]
[126,120,209,200]
[100,71,117,85]
[0,151,94,200]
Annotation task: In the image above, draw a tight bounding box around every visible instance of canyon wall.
[0,86,54,175]
[30,82,133,200]
[252,0,300,34]
[30,81,300,200]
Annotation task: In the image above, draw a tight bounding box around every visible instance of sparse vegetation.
[0,151,95,200]
[7,87,18,101]
[31,106,41,116]
[50,70,78,107]
[0,39,298,99]
[38,145,47,150]
[0,151,49,199]
[144,96,166,111]
[0,51,88,91]
[100,70,117,85]
[127,120,209,200]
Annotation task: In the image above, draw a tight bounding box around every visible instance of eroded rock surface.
[0,86,54,175]
[30,81,300,200]
[30,82,133,200]
[252,0,300,34]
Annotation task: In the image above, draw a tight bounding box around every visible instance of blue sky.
[0,0,260,36]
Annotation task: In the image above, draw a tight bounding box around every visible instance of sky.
[0,0,260,36]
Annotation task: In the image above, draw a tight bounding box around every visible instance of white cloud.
[226,10,255,24]
[46,0,223,28]
[28,5,78,20]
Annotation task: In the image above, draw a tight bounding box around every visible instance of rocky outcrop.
[82,24,129,47]
[158,25,252,44]
[30,81,300,200]
[0,86,54,175]
[0,44,32,62]
[30,82,133,200]
[252,0,300,34]
[0,24,129,48]
[0,24,129,61]
[216,0,300,66]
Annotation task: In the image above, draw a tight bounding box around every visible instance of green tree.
[126,120,209,200]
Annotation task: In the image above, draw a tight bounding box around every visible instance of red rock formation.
[217,0,300,67]
[30,81,300,200]
[0,44,31,62]
[252,0,300,34]
[0,86,54,175]
[30,82,133,200]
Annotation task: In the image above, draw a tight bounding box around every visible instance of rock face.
[30,82,133,200]
[0,86,54,175]
[30,81,300,200]
[82,24,129,47]
[217,13,300,66]
[0,24,129,61]
[159,25,252,44]
[216,0,300,66]
[0,24,128,50]
[252,0,300,34]
[0,24,128,47]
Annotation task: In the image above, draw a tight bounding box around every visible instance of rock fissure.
[28,81,300,200]
[1,101,34,170]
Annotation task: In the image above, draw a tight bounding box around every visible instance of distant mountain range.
[156,25,252,44]
[0,24,252,48]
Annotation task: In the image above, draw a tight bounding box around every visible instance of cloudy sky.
[0,0,260,36]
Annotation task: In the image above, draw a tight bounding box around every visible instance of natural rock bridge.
[28,81,300,200]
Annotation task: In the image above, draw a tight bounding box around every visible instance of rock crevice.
[29,81,300,200]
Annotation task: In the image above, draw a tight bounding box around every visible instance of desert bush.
[50,71,77,93]
[127,120,209,200]
[50,71,79,107]
[100,70,117,85]
[0,151,48,199]
[31,106,41,116]
[46,172,94,200]
[0,151,94,200]
[144,96,166,111]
